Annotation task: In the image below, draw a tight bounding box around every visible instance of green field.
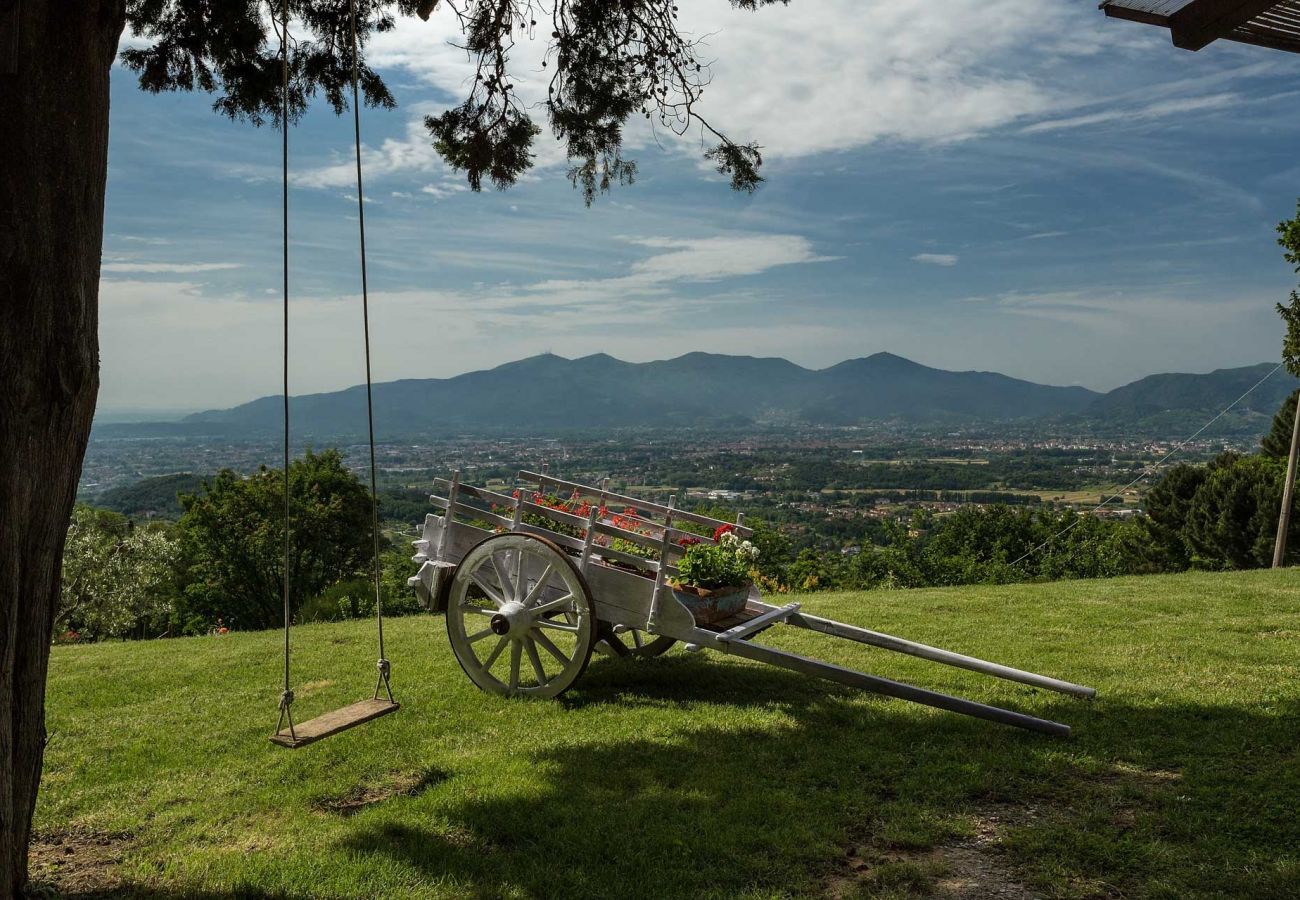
[34,570,1300,898]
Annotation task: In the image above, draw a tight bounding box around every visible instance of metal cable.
[347,0,392,699]
[1010,361,1286,569]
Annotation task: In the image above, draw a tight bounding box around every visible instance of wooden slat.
[434,479,518,510]
[715,602,801,643]
[269,699,399,749]
[519,470,752,537]
[1103,0,1300,53]
[429,495,514,531]
[429,486,679,576]
[589,520,703,557]
[1170,0,1280,49]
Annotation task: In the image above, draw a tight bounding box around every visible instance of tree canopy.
[122,0,788,202]
[177,449,374,630]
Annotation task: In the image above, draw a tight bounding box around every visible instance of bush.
[300,551,424,623]
[57,506,180,640]
[175,449,374,630]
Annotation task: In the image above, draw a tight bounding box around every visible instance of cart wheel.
[446,533,596,699]
[600,626,676,659]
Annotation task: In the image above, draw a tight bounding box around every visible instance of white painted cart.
[410,470,1095,736]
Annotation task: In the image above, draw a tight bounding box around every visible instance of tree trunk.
[1273,390,1300,568]
[0,1,126,893]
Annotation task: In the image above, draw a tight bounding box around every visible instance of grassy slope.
[36,570,1300,899]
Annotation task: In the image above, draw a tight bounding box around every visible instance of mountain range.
[94,353,1298,438]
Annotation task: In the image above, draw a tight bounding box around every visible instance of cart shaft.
[724,639,1072,737]
[787,612,1096,699]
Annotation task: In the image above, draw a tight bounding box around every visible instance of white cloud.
[368,0,1092,170]
[96,232,834,407]
[420,180,469,200]
[527,234,836,304]
[1021,93,1239,135]
[991,289,1262,335]
[289,112,446,189]
[912,253,958,267]
[101,261,244,274]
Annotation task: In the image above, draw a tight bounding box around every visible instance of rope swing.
[271,0,399,749]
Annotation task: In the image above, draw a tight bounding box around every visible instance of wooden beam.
[1169,0,1282,50]
[1,1,19,75]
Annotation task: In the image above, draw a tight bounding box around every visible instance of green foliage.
[1184,453,1286,569]
[1277,200,1300,376]
[1142,463,1209,569]
[609,537,657,560]
[122,1,785,202]
[57,506,180,640]
[176,449,375,630]
[95,472,205,520]
[1262,389,1300,458]
[299,550,424,623]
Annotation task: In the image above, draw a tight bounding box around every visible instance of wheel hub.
[489,601,529,637]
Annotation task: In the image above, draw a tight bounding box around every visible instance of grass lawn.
[34,569,1300,899]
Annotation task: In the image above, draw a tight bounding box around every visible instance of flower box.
[669,581,750,625]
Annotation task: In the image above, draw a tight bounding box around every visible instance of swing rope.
[274,0,394,744]
[347,0,394,703]
[275,0,296,744]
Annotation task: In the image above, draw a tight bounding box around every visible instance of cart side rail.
[426,477,685,580]
[518,470,753,539]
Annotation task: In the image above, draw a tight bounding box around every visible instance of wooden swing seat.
[269,698,399,749]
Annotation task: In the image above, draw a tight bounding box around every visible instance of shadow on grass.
[338,655,1300,899]
[45,653,1299,898]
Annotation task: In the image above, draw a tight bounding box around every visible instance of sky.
[98,0,1300,416]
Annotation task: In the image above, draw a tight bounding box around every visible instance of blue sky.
[99,0,1300,414]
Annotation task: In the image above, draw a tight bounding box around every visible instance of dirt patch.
[296,679,334,697]
[312,767,450,817]
[28,828,133,897]
[829,807,1043,899]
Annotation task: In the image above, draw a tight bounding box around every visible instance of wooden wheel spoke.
[601,632,630,657]
[532,594,576,617]
[534,618,580,634]
[513,549,526,600]
[508,639,522,690]
[524,637,549,686]
[470,572,506,607]
[460,603,495,617]
[490,554,514,603]
[521,563,555,607]
[482,635,509,669]
[631,629,644,648]
[531,629,572,665]
[467,626,495,644]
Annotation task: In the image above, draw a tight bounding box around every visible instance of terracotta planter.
[669,581,750,625]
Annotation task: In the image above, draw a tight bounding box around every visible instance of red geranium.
[712,523,735,542]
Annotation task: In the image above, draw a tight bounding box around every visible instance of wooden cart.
[409,470,1095,736]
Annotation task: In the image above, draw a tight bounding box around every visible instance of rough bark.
[0,1,126,893]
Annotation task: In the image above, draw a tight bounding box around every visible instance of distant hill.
[91,353,1297,439]
[1082,363,1297,433]
[97,352,1100,438]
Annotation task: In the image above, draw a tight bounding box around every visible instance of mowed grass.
[35,570,1300,899]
